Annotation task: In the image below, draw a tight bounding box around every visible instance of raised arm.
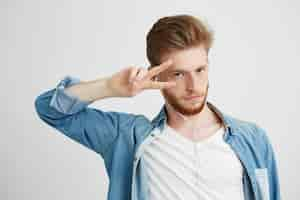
[34,60,176,158]
[34,75,139,158]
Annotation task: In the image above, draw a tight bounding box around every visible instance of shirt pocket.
[255,168,270,200]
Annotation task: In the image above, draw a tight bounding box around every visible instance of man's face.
[158,44,209,116]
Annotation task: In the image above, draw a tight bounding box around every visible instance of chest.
[142,128,244,188]
[169,122,224,143]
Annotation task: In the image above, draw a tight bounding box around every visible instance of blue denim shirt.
[34,76,281,200]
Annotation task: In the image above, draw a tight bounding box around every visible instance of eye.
[196,67,204,73]
[173,72,184,78]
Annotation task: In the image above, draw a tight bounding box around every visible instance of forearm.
[64,76,117,102]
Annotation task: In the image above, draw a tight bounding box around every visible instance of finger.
[148,59,172,77]
[143,80,177,90]
[135,68,148,81]
[145,59,173,79]
[128,67,139,83]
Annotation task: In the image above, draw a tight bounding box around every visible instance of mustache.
[186,83,209,96]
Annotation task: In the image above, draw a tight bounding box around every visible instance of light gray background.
[1,0,299,199]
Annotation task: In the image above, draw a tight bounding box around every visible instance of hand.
[107,59,176,97]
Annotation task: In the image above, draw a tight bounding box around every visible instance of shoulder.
[223,113,271,152]
[112,112,152,134]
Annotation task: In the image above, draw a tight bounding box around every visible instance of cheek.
[202,73,209,83]
[163,88,184,101]
[163,84,182,93]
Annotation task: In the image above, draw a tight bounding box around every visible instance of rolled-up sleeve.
[49,75,94,115]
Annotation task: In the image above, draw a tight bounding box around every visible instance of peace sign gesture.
[107,59,176,97]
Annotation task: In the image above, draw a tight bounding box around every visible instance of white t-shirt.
[142,122,245,200]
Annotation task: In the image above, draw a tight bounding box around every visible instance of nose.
[186,73,197,91]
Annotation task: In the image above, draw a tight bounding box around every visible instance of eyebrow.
[169,65,207,72]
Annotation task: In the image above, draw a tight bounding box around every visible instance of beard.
[162,83,209,116]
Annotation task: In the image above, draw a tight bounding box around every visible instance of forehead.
[161,45,208,71]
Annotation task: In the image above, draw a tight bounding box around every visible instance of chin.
[175,102,205,116]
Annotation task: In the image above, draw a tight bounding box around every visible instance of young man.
[34,14,281,200]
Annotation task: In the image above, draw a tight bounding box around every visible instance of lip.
[184,95,201,100]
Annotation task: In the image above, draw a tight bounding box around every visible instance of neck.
[165,102,217,130]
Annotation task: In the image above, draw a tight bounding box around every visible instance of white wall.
[1,0,299,199]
